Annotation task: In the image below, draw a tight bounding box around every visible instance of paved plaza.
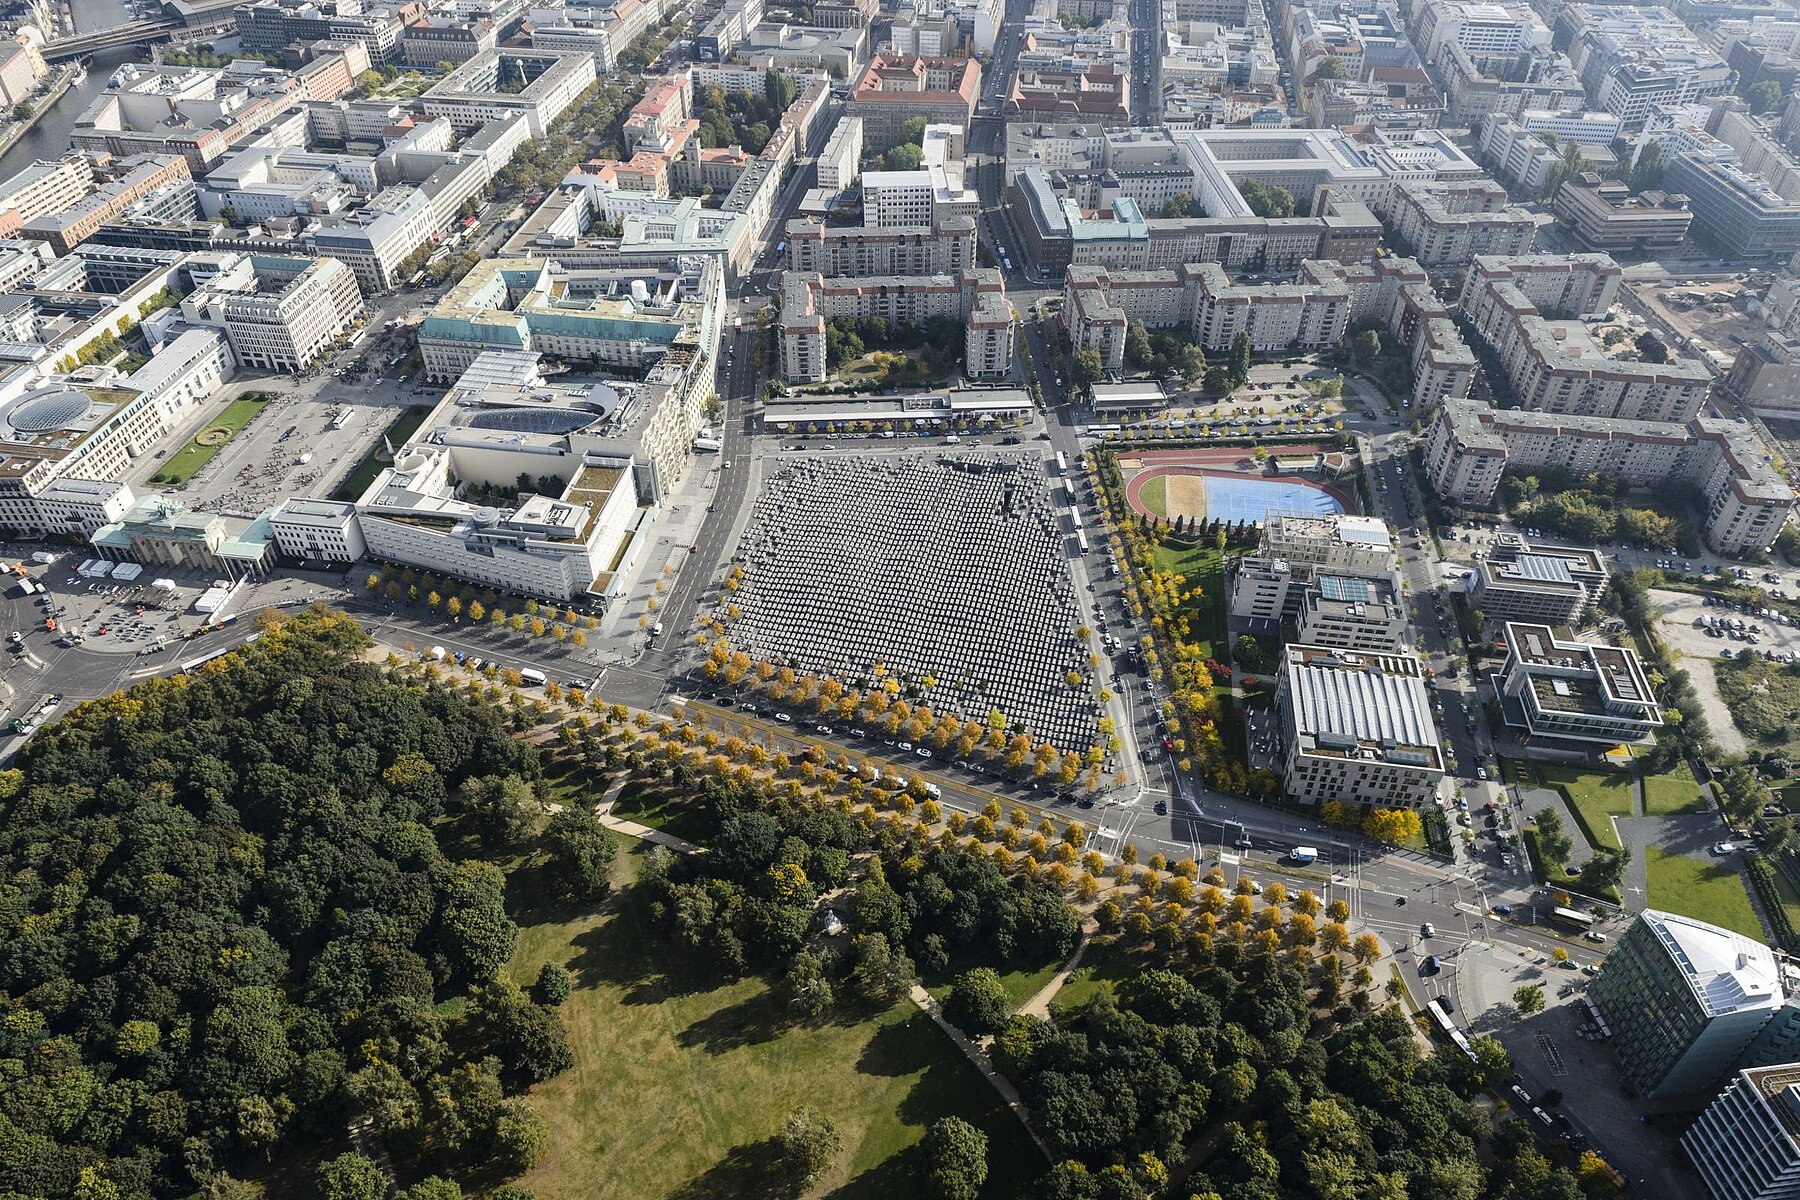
[722,452,1100,750]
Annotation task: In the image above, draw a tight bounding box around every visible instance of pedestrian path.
[907,984,1053,1162]
[1018,921,1096,1019]
[597,812,701,854]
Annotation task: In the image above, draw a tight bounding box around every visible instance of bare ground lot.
[1648,587,1800,755]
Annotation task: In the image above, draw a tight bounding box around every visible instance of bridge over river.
[40,0,241,60]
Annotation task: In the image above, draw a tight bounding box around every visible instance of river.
[0,0,152,177]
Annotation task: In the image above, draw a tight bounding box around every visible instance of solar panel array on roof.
[1510,555,1576,584]
[1319,575,1377,603]
[1335,516,1391,546]
[1291,656,1434,747]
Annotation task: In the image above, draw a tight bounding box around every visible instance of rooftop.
[1641,908,1784,1017]
[1283,644,1442,769]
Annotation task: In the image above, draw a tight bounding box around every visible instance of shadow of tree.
[824,1143,921,1200]
[676,986,789,1053]
[853,1011,933,1079]
[666,1136,789,1200]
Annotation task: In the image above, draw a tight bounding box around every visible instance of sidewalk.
[1018,922,1094,1019]
[907,984,1053,1163]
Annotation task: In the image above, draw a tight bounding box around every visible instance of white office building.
[269,499,367,564]
[181,254,364,373]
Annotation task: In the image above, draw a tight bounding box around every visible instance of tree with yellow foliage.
[1362,807,1423,845]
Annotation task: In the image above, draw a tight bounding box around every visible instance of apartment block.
[816,114,863,190]
[777,267,1013,381]
[0,157,91,235]
[1384,178,1535,264]
[1063,260,1351,370]
[1478,113,1568,194]
[1727,333,1800,417]
[20,155,193,255]
[1423,401,1795,555]
[784,214,976,275]
[1461,264,1699,424]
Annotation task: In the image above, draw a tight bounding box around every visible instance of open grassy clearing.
[1641,760,1710,816]
[1046,938,1140,1015]
[1518,761,1633,851]
[1644,846,1763,940]
[923,959,1063,1010]
[507,846,1040,1200]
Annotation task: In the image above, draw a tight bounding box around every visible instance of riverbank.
[0,66,79,164]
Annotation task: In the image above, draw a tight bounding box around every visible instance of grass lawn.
[923,959,1063,1010]
[1138,475,1168,518]
[1641,760,1710,816]
[331,405,433,500]
[1644,846,1763,940]
[1535,764,1633,852]
[534,756,712,844]
[151,394,269,486]
[508,853,1042,1200]
[1048,938,1140,1015]
[608,781,712,842]
[1148,541,1228,661]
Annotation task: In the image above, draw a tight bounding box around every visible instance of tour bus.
[1054,450,1069,474]
[1550,906,1595,929]
[518,668,548,687]
[1076,530,1090,555]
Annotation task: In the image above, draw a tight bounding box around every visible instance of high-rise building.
[1591,910,1800,1100]
[1684,1063,1800,1200]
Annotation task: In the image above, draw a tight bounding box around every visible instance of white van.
[1288,846,1319,864]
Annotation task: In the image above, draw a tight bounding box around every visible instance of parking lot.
[1650,587,1800,754]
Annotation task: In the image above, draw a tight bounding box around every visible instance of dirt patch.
[1649,587,1772,755]
[1164,473,1207,519]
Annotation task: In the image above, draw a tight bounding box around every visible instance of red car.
[1162,737,1175,752]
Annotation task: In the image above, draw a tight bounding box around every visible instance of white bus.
[1076,530,1089,555]
[518,667,548,687]
[1054,451,1069,473]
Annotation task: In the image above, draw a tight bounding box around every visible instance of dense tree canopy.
[0,611,564,1199]
[1010,945,1595,1200]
